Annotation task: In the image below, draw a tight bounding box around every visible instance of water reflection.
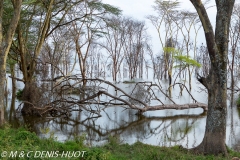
[227,96,240,152]
[237,107,240,118]
[4,79,240,152]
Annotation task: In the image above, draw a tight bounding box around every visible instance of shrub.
[16,89,23,100]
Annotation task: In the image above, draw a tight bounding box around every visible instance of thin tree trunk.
[9,64,16,123]
[231,48,235,91]
[113,61,117,82]
[0,60,5,125]
[10,63,16,96]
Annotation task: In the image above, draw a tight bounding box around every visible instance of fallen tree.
[17,76,207,117]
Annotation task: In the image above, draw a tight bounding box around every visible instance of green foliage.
[40,127,50,134]
[86,148,111,160]
[6,56,17,74]
[108,135,122,146]
[163,47,201,68]
[91,29,108,38]
[22,0,38,5]
[88,1,122,15]
[163,47,180,55]
[73,133,87,148]
[123,80,136,83]
[174,55,201,68]
[16,89,23,100]
[6,57,17,67]
[157,0,181,10]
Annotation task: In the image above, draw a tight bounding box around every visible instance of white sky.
[101,0,228,56]
[101,0,198,20]
[102,0,156,20]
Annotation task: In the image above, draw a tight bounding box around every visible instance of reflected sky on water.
[4,73,240,152]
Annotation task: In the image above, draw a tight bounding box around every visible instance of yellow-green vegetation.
[0,125,240,160]
[123,80,136,84]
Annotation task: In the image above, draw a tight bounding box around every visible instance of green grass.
[0,124,240,160]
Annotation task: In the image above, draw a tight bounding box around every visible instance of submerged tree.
[190,0,235,156]
[229,3,240,91]
[98,16,126,82]
[11,0,80,115]
[71,0,121,85]
[163,37,177,96]
[123,18,148,80]
[9,0,120,115]
[147,0,180,81]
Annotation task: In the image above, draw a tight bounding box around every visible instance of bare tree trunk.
[8,63,17,122]
[231,51,235,91]
[10,63,16,99]
[188,67,192,91]
[113,61,117,82]
[0,61,5,125]
[76,50,86,86]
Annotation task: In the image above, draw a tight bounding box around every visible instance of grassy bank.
[0,125,240,160]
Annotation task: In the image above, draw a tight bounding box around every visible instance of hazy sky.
[102,0,156,20]
[101,0,197,20]
[101,0,217,54]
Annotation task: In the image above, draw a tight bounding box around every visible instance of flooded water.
[4,73,240,152]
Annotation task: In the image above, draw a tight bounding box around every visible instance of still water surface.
[5,76,240,152]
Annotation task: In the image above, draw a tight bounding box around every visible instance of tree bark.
[190,0,235,156]
[0,0,22,125]
[193,68,227,155]
[21,82,41,116]
[17,0,54,115]
[0,60,5,125]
